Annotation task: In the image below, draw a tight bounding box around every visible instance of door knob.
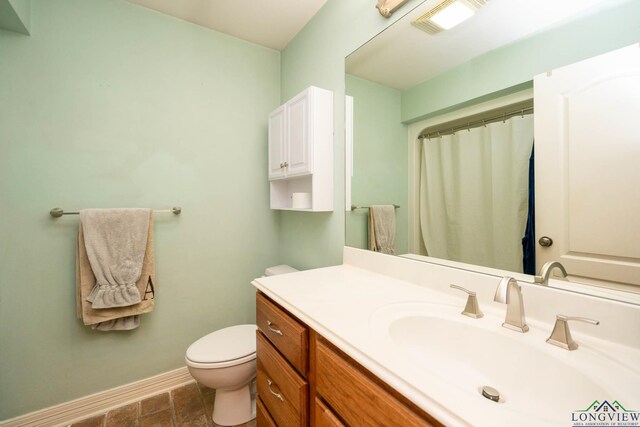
[539,236,553,247]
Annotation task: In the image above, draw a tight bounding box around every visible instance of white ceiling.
[126,0,329,50]
[347,0,622,90]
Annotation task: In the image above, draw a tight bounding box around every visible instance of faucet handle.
[546,314,600,351]
[450,284,484,319]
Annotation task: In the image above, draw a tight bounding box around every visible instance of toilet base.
[212,381,256,426]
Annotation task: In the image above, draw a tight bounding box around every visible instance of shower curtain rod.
[49,207,182,217]
[418,106,534,140]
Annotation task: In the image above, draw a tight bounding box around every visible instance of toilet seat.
[185,324,257,369]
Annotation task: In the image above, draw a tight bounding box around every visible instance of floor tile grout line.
[169,387,177,427]
[196,384,214,427]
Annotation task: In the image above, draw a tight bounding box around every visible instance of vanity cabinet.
[315,337,436,426]
[314,398,345,427]
[257,333,308,425]
[257,397,278,427]
[268,86,333,211]
[256,293,309,426]
[255,292,441,427]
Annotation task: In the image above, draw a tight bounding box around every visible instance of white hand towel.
[80,208,150,309]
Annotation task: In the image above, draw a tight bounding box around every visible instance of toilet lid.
[186,324,256,364]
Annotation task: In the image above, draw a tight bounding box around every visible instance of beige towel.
[76,210,156,328]
[368,205,396,255]
[81,208,150,308]
[368,208,377,252]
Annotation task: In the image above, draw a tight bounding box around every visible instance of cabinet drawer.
[315,338,435,427]
[257,397,277,427]
[257,331,308,426]
[256,292,308,375]
[314,398,345,427]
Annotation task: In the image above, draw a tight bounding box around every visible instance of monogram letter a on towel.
[76,208,156,331]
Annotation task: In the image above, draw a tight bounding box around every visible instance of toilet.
[185,324,257,425]
[185,265,298,426]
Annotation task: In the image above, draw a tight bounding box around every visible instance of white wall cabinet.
[268,86,333,211]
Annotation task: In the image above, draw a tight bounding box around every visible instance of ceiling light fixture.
[430,1,475,29]
[376,0,409,18]
[412,0,489,35]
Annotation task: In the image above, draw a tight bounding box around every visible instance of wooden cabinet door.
[315,338,434,427]
[314,398,345,427]
[268,105,286,180]
[534,44,640,287]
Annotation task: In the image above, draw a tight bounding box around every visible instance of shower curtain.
[419,115,534,272]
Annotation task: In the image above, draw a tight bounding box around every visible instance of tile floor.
[68,382,256,427]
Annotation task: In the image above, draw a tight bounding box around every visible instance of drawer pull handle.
[267,379,284,402]
[266,320,283,336]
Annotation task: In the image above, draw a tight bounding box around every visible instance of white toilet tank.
[264,265,298,276]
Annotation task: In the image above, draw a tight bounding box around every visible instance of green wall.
[0,0,31,34]
[401,0,640,123]
[345,75,408,254]
[0,0,280,419]
[278,0,425,269]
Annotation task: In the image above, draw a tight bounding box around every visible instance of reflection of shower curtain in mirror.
[419,115,533,272]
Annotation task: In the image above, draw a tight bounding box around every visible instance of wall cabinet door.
[534,44,640,287]
[286,90,312,177]
[268,105,286,180]
[269,89,313,180]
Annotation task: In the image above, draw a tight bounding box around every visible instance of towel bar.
[49,207,182,217]
[351,204,400,210]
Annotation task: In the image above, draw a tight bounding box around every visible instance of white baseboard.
[0,367,194,427]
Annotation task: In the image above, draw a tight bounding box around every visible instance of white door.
[534,44,640,287]
[286,89,312,177]
[268,105,286,180]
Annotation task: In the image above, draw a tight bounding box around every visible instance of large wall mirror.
[345,0,640,304]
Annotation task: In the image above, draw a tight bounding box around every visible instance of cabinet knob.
[283,161,289,168]
[279,162,284,168]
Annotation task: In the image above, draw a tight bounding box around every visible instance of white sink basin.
[370,302,639,425]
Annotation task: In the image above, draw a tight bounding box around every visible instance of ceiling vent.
[412,0,489,35]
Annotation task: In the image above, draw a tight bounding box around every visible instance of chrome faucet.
[546,314,599,350]
[494,277,529,333]
[535,261,568,285]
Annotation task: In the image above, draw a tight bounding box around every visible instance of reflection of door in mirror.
[535,45,640,292]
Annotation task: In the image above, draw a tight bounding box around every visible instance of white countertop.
[252,248,640,427]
